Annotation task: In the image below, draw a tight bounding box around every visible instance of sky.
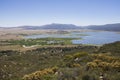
[0,0,120,27]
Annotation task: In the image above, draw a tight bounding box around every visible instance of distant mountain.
[0,23,120,31]
[20,23,82,30]
[86,23,120,31]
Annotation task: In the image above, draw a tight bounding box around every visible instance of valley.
[0,24,120,80]
[1,0,120,79]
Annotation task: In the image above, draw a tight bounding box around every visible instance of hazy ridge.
[1,23,120,31]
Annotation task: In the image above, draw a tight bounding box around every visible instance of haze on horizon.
[0,0,120,27]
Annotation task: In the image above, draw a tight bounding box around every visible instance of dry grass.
[0,45,22,50]
[0,28,86,51]
[0,28,93,40]
[0,28,58,40]
[0,44,78,52]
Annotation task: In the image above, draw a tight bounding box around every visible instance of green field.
[0,38,81,46]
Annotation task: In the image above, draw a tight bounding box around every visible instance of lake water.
[25,31,120,45]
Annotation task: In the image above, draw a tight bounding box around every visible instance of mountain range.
[86,23,120,31]
[1,23,120,31]
[19,23,82,30]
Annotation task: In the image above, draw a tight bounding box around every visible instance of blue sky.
[0,0,120,27]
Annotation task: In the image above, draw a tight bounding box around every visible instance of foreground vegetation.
[0,41,120,80]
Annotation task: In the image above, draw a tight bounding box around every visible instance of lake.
[24,31,120,45]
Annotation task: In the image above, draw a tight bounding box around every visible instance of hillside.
[20,23,120,31]
[0,41,120,80]
[98,41,120,56]
[1,23,120,32]
[19,23,82,30]
[86,23,120,31]
[1,23,120,31]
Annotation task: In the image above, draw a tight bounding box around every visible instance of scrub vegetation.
[0,41,120,80]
